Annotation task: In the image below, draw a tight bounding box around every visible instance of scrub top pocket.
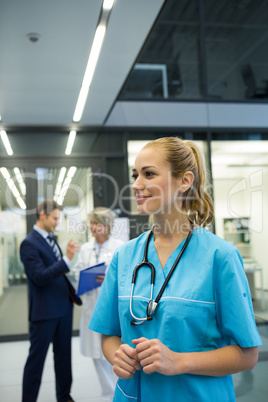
[162,298,213,352]
[114,377,139,401]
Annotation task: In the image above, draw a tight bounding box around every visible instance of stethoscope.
[130,222,194,325]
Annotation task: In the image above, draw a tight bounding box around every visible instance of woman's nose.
[132,176,145,190]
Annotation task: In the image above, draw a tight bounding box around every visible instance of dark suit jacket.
[20,229,72,322]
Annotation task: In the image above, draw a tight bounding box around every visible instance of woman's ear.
[178,171,194,193]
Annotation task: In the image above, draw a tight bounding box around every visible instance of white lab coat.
[73,236,124,358]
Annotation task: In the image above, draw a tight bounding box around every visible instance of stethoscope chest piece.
[147,300,158,316]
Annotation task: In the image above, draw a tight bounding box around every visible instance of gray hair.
[88,207,115,234]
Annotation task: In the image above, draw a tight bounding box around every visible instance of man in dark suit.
[20,200,79,402]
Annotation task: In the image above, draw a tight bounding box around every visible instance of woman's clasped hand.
[114,338,184,378]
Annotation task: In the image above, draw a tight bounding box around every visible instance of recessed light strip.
[57,166,77,205]
[53,167,67,201]
[0,130,13,155]
[72,0,114,123]
[16,196,27,210]
[73,25,106,122]
[14,167,26,196]
[65,131,76,155]
[0,167,10,180]
[0,167,26,209]
[103,0,114,11]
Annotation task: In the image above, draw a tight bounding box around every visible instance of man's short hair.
[36,200,63,220]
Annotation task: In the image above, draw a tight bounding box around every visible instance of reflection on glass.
[36,166,95,332]
[0,167,26,210]
[120,0,201,100]
[204,0,268,100]
[0,166,95,337]
[36,166,94,270]
[0,167,27,337]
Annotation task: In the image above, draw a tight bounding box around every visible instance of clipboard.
[76,262,107,296]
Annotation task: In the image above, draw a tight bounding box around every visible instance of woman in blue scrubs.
[89,137,261,401]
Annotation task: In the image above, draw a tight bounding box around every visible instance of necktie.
[47,235,61,260]
[47,234,82,306]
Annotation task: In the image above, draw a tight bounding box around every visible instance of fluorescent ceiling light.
[72,0,114,123]
[17,196,26,210]
[53,167,67,201]
[14,167,26,196]
[57,166,77,205]
[7,178,20,199]
[57,181,69,205]
[0,167,10,179]
[0,167,26,209]
[53,184,61,201]
[103,0,114,11]
[82,25,106,89]
[65,131,76,155]
[0,130,13,155]
[58,167,67,184]
[73,25,106,122]
[67,166,77,178]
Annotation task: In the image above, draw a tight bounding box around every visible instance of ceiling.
[1,0,267,131]
[1,0,268,208]
[0,0,164,127]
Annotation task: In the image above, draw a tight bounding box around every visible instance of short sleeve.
[215,248,262,348]
[89,249,121,336]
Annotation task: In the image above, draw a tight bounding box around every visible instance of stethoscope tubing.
[154,223,194,304]
[130,223,194,325]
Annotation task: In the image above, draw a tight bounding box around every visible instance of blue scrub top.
[89,227,262,402]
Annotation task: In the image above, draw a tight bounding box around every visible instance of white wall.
[106,101,268,129]
[0,212,26,294]
[250,168,268,290]
[0,235,3,298]
[214,169,268,290]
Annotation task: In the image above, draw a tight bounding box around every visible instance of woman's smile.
[135,194,152,203]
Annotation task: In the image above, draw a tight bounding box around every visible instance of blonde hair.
[143,137,214,227]
[88,207,115,235]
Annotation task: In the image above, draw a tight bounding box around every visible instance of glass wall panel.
[0,167,27,337]
[120,0,201,100]
[204,0,268,100]
[36,166,93,278]
[211,140,268,318]
[0,165,94,337]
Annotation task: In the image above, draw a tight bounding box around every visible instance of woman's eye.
[145,171,154,177]
[131,171,154,181]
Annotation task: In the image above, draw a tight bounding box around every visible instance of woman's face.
[132,147,182,216]
[89,221,109,239]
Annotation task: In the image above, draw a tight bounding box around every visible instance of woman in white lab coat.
[74,207,124,402]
